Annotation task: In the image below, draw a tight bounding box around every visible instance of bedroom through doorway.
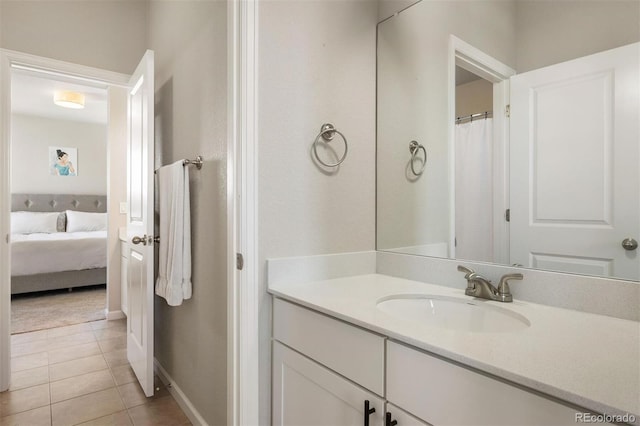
[9,67,110,335]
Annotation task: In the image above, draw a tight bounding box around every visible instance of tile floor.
[0,319,191,426]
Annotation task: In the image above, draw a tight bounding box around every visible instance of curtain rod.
[455,111,493,124]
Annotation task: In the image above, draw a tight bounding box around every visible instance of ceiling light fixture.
[53,91,85,109]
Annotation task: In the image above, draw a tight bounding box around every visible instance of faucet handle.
[457,265,475,278]
[497,273,523,300]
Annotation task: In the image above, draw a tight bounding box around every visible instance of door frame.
[227,0,260,424]
[447,36,516,264]
[0,48,129,391]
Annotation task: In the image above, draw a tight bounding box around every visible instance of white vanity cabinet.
[273,297,597,426]
[273,342,385,426]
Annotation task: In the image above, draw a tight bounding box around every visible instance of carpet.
[11,285,107,334]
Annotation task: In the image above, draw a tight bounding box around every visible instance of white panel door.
[126,50,155,397]
[510,43,639,280]
[272,341,385,426]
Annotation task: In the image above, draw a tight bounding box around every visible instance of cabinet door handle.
[364,400,376,426]
[386,412,398,426]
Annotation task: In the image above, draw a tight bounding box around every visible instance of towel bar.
[154,156,203,174]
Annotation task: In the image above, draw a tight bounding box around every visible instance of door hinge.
[236,253,244,270]
[505,208,511,222]
[505,104,511,117]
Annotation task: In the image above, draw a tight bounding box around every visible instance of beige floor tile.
[50,370,115,404]
[76,410,132,426]
[116,382,147,409]
[92,328,126,342]
[0,405,51,426]
[11,340,49,358]
[51,388,125,426]
[47,323,93,339]
[48,342,102,365]
[46,332,96,352]
[109,365,136,386]
[117,380,170,410]
[88,320,110,331]
[11,352,48,372]
[90,319,126,332]
[0,383,50,417]
[128,395,190,426]
[98,337,126,354]
[102,350,128,369]
[10,330,49,346]
[49,354,107,382]
[9,366,49,391]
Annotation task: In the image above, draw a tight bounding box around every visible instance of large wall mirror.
[376,0,640,281]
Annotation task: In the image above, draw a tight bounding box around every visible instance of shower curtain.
[455,118,494,262]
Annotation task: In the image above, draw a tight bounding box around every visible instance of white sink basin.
[376,295,530,333]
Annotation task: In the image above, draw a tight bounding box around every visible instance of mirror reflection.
[376,0,640,281]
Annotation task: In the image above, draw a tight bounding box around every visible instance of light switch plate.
[119,202,127,214]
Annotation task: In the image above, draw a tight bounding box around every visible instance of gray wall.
[11,114,107,195]
[258,1,378,423]
[516,0,640,72]
[0,0,147,74]
[378,0,419,22]
[378,0,640,73]
[456,78,493,117]
[148,2,228,425]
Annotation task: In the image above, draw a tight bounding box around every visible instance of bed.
[11,194,107,295]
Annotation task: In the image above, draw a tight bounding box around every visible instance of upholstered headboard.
[11,194,107,213]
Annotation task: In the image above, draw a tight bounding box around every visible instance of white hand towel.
[155,160,192,306]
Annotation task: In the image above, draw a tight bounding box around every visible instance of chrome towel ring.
[313,123,348,167]
[409,140,427,176]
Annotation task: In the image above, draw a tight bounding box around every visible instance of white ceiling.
[11,69,108,124]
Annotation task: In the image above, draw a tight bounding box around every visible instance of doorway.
[448,36,516,265]
[454,66,495,263]
[9,68,109,335]
[0,49,131,393]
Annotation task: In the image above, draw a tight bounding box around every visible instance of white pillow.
[65,210,107,232]
[11,211,59,234]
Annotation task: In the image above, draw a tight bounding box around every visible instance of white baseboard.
[154,358,208,426]
[106,310,125,320]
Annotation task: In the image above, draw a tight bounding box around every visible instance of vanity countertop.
[269,274,640,421]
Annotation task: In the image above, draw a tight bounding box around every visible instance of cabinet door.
[386,403,430,426]
[273,341,384,426]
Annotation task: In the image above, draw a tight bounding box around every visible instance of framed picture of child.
[49,147,78,176]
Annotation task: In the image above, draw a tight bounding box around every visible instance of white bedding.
[11,231,107,276]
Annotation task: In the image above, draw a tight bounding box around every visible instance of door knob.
[622,238,638,251]
[132,235,147,245]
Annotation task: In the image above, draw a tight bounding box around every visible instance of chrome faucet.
[457,266,523,303]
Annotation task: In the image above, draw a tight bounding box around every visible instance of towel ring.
[313,123,348,167]
[409,140,427,176]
